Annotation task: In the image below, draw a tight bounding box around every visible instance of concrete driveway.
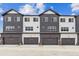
[0,45,79,56]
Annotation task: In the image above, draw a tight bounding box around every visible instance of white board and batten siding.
[59,16,76,33]
[22,16,40,44]
[44,10,55,14]
[7,10,18,14]
[23,16,40,33]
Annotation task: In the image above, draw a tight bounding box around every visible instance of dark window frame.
[61,27,69,31]
[69,18,74,22]
[60,18,65,22]
[25,18,30,22]
[33,18,38,22]
[25,27,33,31]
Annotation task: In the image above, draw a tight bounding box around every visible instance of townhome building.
[2,9,23,44]
[75,16,79,45]
[59,16,77,45]
[22,15,40,44]
[1,9,79,45]
[39,9,60,45]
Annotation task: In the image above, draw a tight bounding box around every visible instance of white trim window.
[42,17,48,22]
[52,17,57,22]
[6,26,15,31]
[47,26,57,31]
[7,17,11,22]
[17,17,20,22]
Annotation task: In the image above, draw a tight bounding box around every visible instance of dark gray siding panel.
[61,38,75,45]
[24,37,38,44]
[77,34,79,45]
[40,14,59,33]
[40,33,60,45]
[76,16,79,32]
[3,14,23,33]
[0,37,3,44]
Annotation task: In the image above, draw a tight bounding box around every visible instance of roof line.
[39,8,60,16]
[2,9,23,16]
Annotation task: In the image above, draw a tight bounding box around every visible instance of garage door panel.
[62,38,75,45]
[24,37,38,44]
[4,37,20,44]
[41,38,58,45]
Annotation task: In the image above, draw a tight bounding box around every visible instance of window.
[72,27,74,29]
[25,27,33,31]
[61,27,69,31]
[52,17,57,22]
[60,18,65,22]
[17,17,20,22]
[33,18,38,22]
[47,26,57,31]
[6,26,15,31]
[7,17,11,22]
[42,17,48,22]
[25,18,30,22]
[69,18,74,22]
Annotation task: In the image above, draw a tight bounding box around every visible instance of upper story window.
[14,17,20,22]
[5,26,15,31]
[47,26,57,31]
[25,27,33,31]
[51,17,57,22]
[69,18,74,22]
[25,18,30,22]
[61,27,69,31]
[17,17,20,22]
[60,18,65,22]
[7,17,11,22]
[33,18,38,22]
[42,17,48,22]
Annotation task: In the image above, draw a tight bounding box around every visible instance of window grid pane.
[25,27,33,31]
[33,18,38,22]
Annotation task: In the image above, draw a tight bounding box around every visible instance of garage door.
[24,37,38,44]
[3,37,20,44]
[41,38,58,45]
[62,38,75,45]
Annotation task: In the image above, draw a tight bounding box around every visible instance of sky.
[0,3,79,32]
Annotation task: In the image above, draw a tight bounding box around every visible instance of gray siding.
[3,14,23,33]
[77,34,79,45]
[40,14,59,33]
[75,16,79,32]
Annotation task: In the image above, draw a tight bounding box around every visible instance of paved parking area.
[0,45,79,56]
